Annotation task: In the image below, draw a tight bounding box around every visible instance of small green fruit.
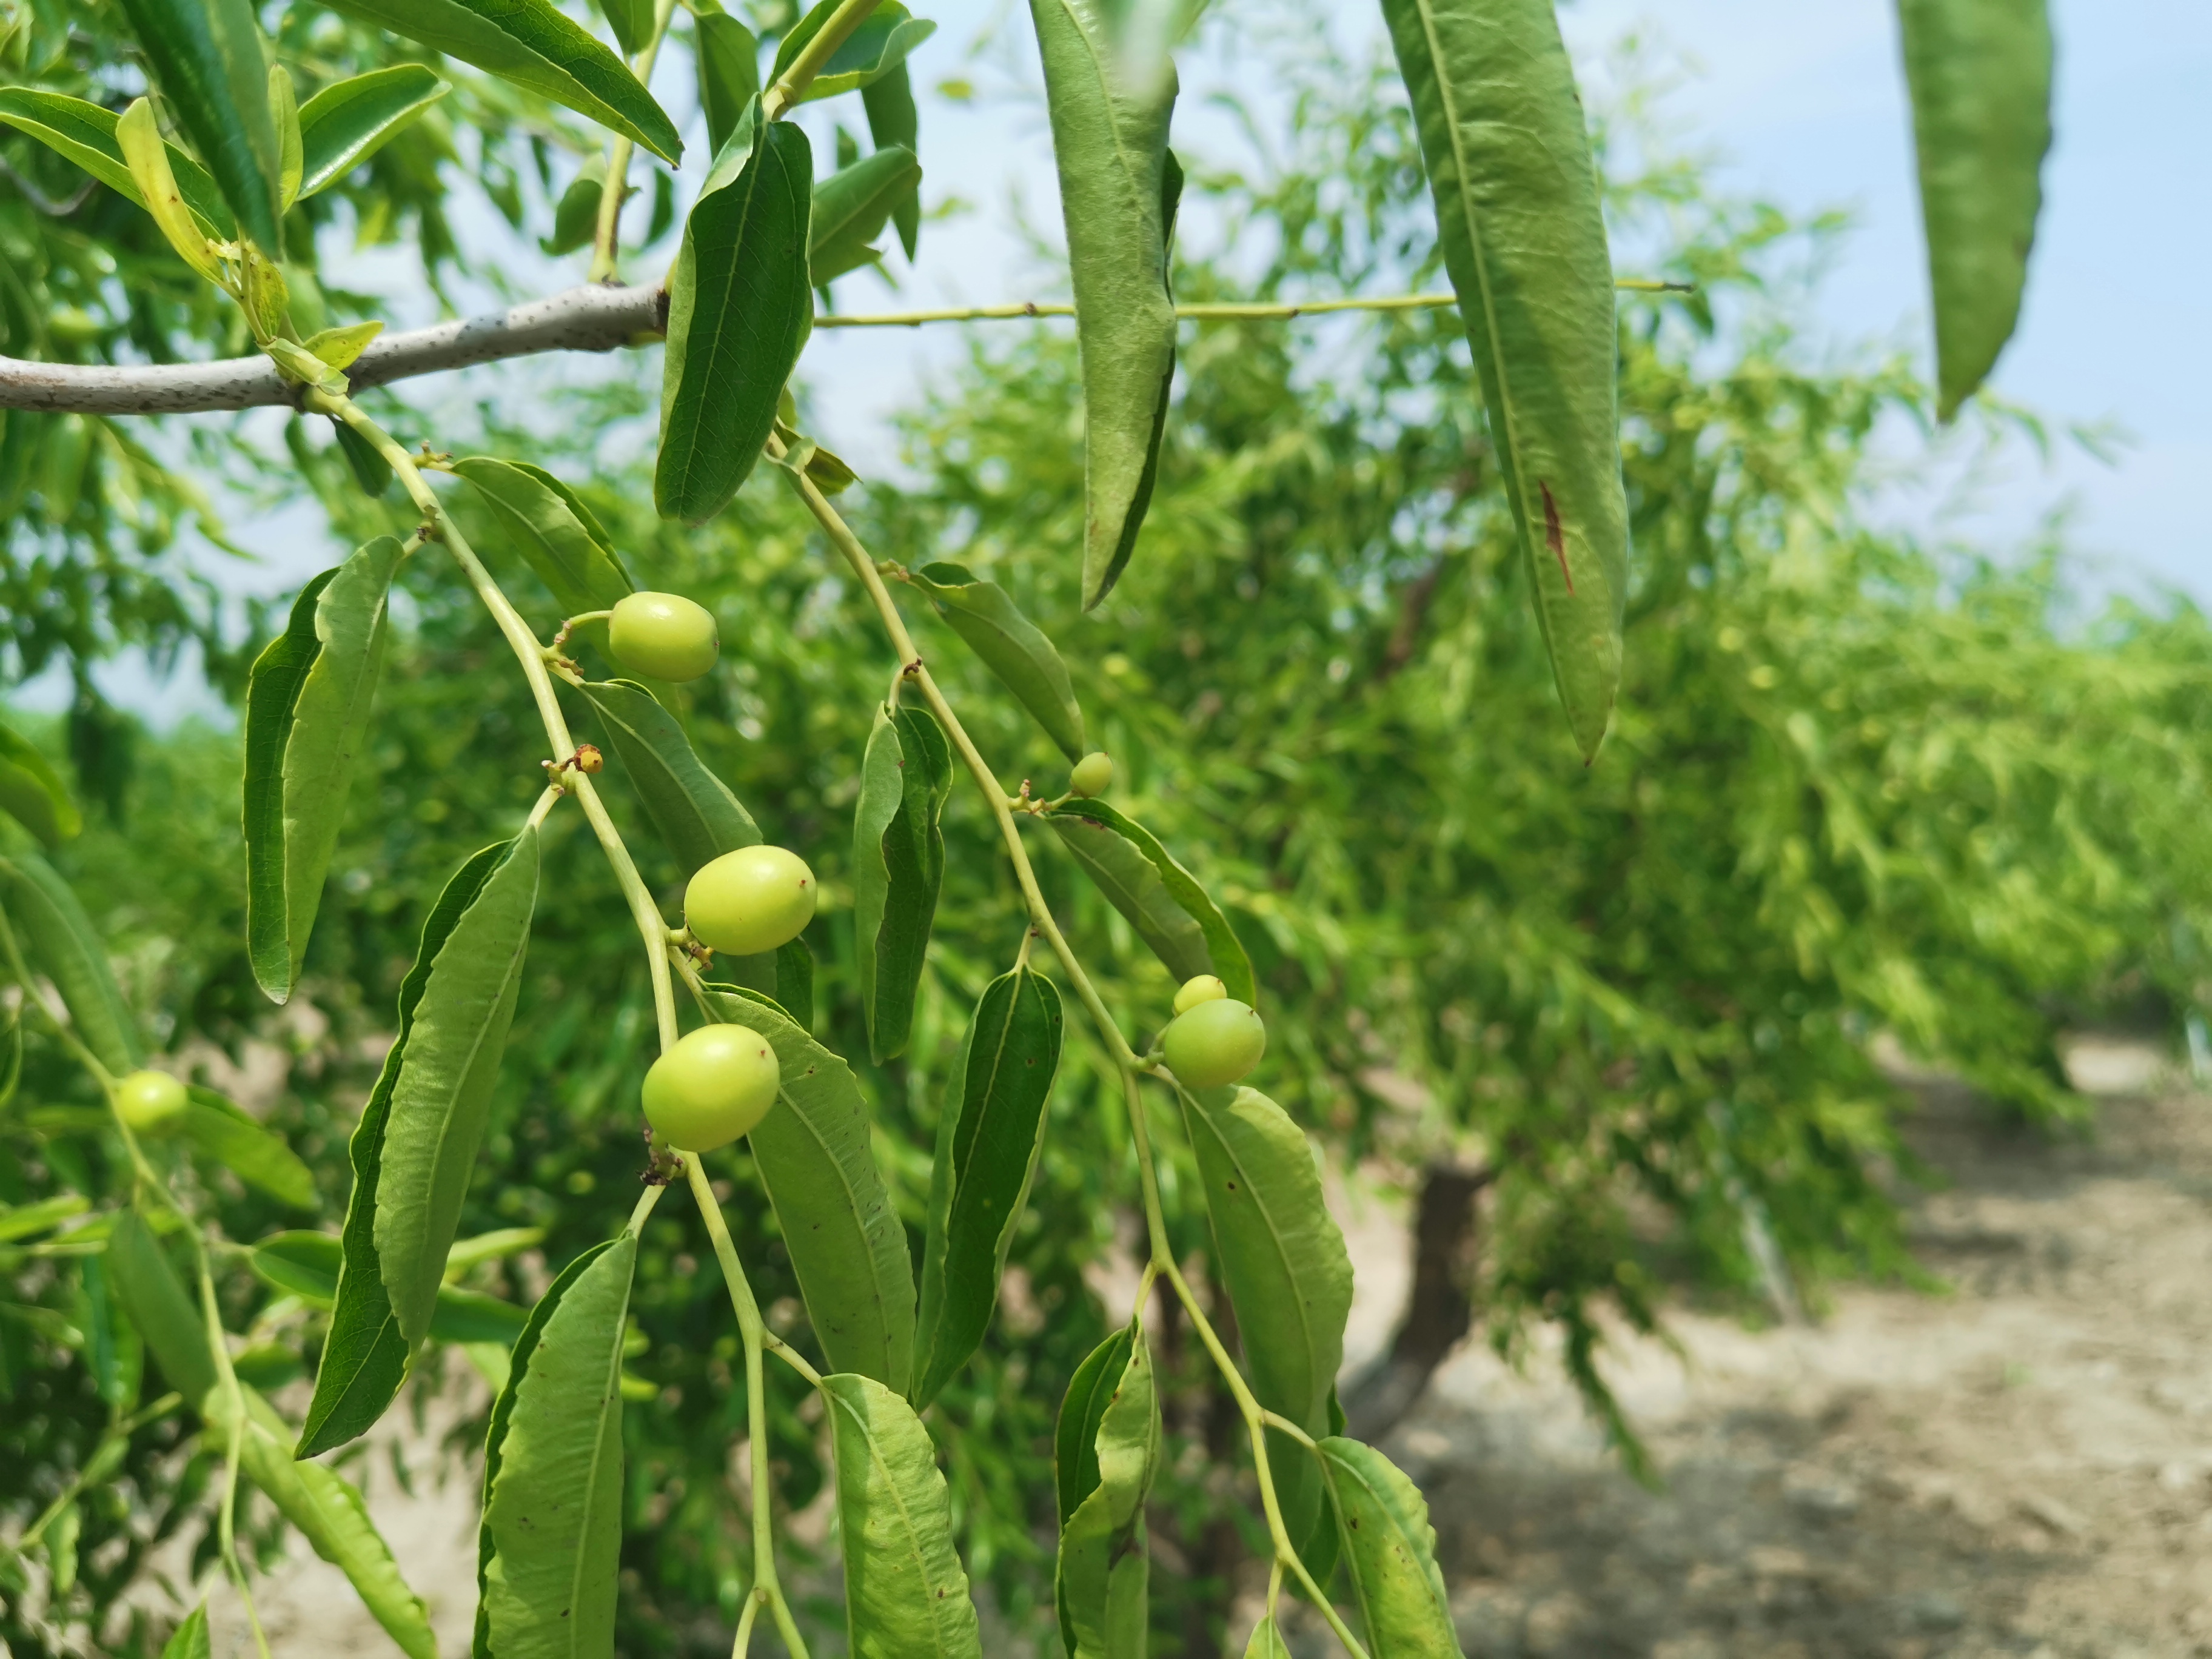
[1070,751,1113,797]
[115,1069,189,1133]
[1173,974,1228,1016]
[609,591,720,682]
[685,845,817,956]
[643,1025,780,1151]
[1163,998,1265,1090]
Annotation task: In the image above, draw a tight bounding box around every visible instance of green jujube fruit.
[1070,751,1113,797]
[1173,974,1227,1016]
[685,845,817,956]
[1163,999,1265,1090]
[642,1024,780,1150]
[115,1069,189,1132]
[608,592,720,682]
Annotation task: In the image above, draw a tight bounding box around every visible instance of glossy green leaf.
[1897,0,2052,421]
[1044,799,1253,1002]
[105,1205,215,1409]
[0,717,80,848]
[810,144,921,284]
[1241,1615,1290,1659]
[695,13,760,158]
[297,65,451,198]
[769,0,936,106]
[776,936,816,1029]
[1379,0,1628,761]
[1054,1326,1132,1527]
[115,0,283,249]
[332,420,394,497]
[823,1372,985,1659]
[597,0,651,56]
[1027,0,1179,607]
[657,109,812,523]
[0,852,142,1075]
[0,1193,88,1244]
[1316,1436,1461,1657]
[579,679,760,875]
[453,458,635,664]
[862,62,921,259]
[912,965,1063,1409]
[913,560,1086,761]
[271,65,301,207]
[1055,1331,1157,1659]
[480,1233,636,1659]
[301,840,514,1456]
[180,1087,317,1210]
[1180,1084,1352,1577]
[543,165,605,255]
[376,831,538,1348]
[852,702,953,1063]
[81,1253,143,1406]
[315,0,681,162]
[706,985,914,1389]
[243,536,403,1004]
[161,1601,211,1659]
[253,1230,531,1344]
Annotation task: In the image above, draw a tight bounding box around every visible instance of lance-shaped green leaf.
[0,1194,89,1243]
[255,1229,531,1346]
[657,106,811,523]
[301,840,516,1456]
[181,1087,317,1211]
[0,718,80,848]
[1056,1331,1158,1659]
[1316,1436,1461,1657]
[823,1372,985,1659]
[911,561,1085,760]
[1379,0,1628,762]
[769,0,936,106]
[579,679,759,874]
[597,0,652,56]
[78,1250,143,1408]
[1897,0,2052,421]
[243,536,402,1005]
[375,831,537,1348]
[296,65,450,198]
[161,1601,211,1659]
[862,62,921,259]
[706,985,914,1388]
[0,92,236,236]
[776,936,816,1028]
[1044,799,1253,1002]
[115,0,282,249]
[695,13,760,158]
[453,458,634,649]
[1180,1085,1352,1578]
[852,703,953,1063]
[810,144,921,284]
[479,1233,636,1659]
[912,965,1064,1409]
[0,852,141,1075]
[314,0,680,161]
[1055,1327,1132,1527]
[1027,0,1179,608]
[1242,1616,1290,1659]
[543,164,606,256]
[106,1205,216,1409]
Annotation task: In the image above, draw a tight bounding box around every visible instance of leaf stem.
[762,0,884,121]
[589,0,683,282]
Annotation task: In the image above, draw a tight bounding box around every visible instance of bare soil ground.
[227,1041,2212,1657]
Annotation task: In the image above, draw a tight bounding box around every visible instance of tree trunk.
[1342,1162,1493,1443]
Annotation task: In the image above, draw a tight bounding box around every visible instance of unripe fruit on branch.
[685,845,817,956]
[1173,974,1228,1016]
[609,592,720,682]
[1070,751,1113,797]
[115,1069,188,1133]
[1163,998,1265,1090]
[642,1025,780,1151]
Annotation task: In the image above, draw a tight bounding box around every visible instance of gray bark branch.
[0,283,668,415]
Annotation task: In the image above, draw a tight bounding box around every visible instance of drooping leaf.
[1180,1084,1353,1578]
[705,985,914,1389]
[1055,1331,1158,1659]
[0,92,236,237]
[296,65,451,198]
[375,831,538,1348]
[0,852,142,1075]
[861,61,921,259]
[115,0,283,249]
[543,164,605,255]
[912,965,1063,1409]
[579,679,760,876]
[301,841,514,1456]
[1379,0,1628,761]
[1043,799,1253,1002]
[243,536,403,1004]
[1054,1326,1132,1527]
[116,99,223,280]
[332,420,394,497]
[695,13,760,157]
[180,1087,318,1211]
[79,1252,144,1410]
[769,0,936,106]
[911,561,1087,761]
[1896,0,2053,420]
[271,65,301,207]
[823,1372,985,1659]
[596,0,652,56]
[253,1230,531,1345]
[1027,0,1179,607]
[480,1234,637,1659]
[452,458,635,659]
[657,108,812,523]
[105,1205,216,1408]
[314,0,681,162]
[160,1601,211,1659]
[851,702,953,1063]
[0,718,80,848]
[809,144,921,284]
[1241,1615,1290,1659]
[1316,1436,1462,1657]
